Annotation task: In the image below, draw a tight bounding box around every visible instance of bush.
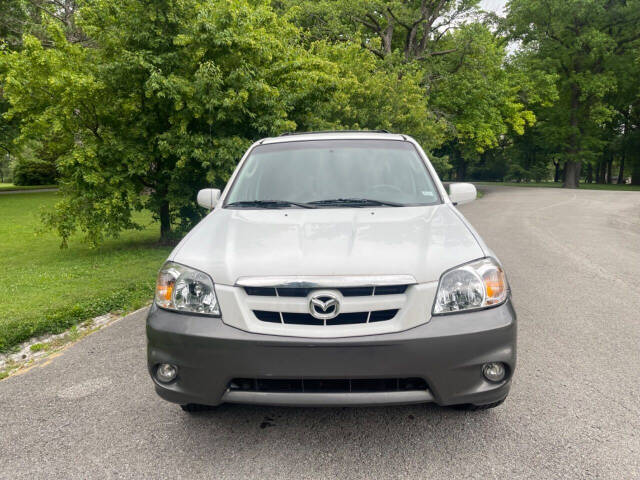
[12,157,57,186]
[506,163,532,182]
[505,160,552,183]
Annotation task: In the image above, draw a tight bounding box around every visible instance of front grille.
[244,285,408,297]
[229,377,428,393]
[253,309,398,325]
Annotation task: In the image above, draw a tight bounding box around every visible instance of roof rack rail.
[278,129,391,137]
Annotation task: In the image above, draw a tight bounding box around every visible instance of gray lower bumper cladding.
[146,300,516,407]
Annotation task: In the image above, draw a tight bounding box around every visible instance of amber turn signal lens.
[483,268,506,305]
[155,267,178,308]
[156,284,173,302]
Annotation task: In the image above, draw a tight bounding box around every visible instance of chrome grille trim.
[221,390,434,407]
[244,285,408,297]
[236,274,417,289]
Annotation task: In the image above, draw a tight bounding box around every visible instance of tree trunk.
[564,84,581,188]
[159,200,172,244]
[617,153,625,184]
[632,158,640,186]
[585,162,593,183]
[606,153,613,184]
[456,161,466,181]
[618,114,629,184]
[382,15,394,55]
[598,159,607,183]
[553,161,560,182]
[563,161,581,188]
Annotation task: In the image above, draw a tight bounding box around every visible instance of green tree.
[281,1,549,177]
[0,0,84,48]
[603,39,640,185]
[1,0,86,187]
[505,0,640,188]
[3,0,463,246]
[305,41,449,168]
[429,23,554,179]
[1,0,340,245]
[279,0,479,60]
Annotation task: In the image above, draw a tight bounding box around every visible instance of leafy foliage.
[279,0,480,59]
[429,23,555,178]
[1,0,465,245]
[7,0,630,248]
[283,1,549,179]
[504,0,640,187]
[305,42,449,169]
[2,0,337,244]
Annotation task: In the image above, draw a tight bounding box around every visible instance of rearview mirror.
[197,188,221,209]
[448,183,477,205]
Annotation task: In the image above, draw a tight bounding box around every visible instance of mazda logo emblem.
[309,292,340,320]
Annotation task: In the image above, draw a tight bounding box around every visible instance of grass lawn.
[0,183,58,191]
[474,181,640,191]
[0,192,172,352]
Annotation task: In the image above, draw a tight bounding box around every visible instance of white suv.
[147,131,516,412]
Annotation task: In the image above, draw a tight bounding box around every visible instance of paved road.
[1,186,639,479]
[0,188,58,195]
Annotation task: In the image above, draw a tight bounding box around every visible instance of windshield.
[224,140,441,208]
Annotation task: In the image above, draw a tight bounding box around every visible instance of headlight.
[155,262,221,316]
[433,258,508,315]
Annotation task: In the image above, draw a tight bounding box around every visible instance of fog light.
[483,362,506,382]
[156,363,178,383]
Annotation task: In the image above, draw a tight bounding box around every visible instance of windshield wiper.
[307,198,405,207]
[225,200,315,209]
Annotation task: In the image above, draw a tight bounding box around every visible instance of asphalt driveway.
[1,186,639,479]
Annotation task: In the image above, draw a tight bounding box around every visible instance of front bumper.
[146,300,516,407]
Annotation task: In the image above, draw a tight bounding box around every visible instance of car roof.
[260,131,407,145]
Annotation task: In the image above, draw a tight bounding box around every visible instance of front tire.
[180,403,215,413]
[452,398,506,411]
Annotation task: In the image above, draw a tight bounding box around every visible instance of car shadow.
[168,401,506,453]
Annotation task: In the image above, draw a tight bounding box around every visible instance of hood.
[170,205,485,285]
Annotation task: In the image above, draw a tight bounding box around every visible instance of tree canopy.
[1,0,638,245]
[2,0,467,244]
[504,0,640,187]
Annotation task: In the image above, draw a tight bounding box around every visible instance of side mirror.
[197,188,221,209]
[448,183,477,205]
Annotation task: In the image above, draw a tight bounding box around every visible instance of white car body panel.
[171,205,484,286]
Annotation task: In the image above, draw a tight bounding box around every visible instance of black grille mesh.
[253,309,398,325]
[229,377,428,393]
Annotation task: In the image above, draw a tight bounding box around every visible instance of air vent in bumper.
[229,377,428,393]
